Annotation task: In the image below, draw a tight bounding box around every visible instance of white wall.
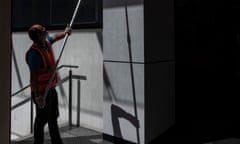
[103,0,145,143]
[11,30,103,138]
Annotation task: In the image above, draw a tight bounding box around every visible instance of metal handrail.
[56,65,79,70]
[11,64,87,139]
[11,65,79,97]
[11,74,86,110]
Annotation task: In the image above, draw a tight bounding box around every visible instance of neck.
[36,40,45,46]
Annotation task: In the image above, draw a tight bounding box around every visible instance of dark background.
[152,0,240,143]
[12,0,102,31]
[175,0,240,143]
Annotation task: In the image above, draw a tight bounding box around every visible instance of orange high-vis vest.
[26,40,58,92]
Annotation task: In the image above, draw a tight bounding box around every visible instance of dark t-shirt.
[27,35,54,69]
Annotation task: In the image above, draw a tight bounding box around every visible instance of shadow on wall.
[104,65,140,143]
[103,63,144,107]
[111,104,139,139]
[103,64,141,117]
[103,1,143,143]
[103,5,140,143]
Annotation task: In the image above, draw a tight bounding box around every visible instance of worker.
[26,24,71,144]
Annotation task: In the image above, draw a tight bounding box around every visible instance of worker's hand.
[64,24,72,35]
[35,95,45,109]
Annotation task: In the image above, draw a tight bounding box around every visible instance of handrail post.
[69,69,72,128]
[30,97,33,133]
[77,80,81,127]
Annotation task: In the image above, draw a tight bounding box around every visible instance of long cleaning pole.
[43,0,82,100]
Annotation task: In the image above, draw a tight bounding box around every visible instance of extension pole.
[43,0,82,100]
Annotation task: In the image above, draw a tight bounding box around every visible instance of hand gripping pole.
[43,0,82,100]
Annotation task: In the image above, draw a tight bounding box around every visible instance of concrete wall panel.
[103,5,144,62]
[103,62,144,143]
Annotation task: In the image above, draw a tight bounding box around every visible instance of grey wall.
[145,0,175,143]
[103,0,175,143]
[145,63,175,143]
[103,0,144,143]
[0,0,11,143]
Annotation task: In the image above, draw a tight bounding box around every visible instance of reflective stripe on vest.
[26,40,58,92]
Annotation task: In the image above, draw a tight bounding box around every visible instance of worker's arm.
[52,25,72,42]
[31,69,45,109]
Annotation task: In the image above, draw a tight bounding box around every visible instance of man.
[26,24,71,144]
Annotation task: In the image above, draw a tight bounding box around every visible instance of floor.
[12,125,240,144]
[11,125,114,144]
[204,138,240,144]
